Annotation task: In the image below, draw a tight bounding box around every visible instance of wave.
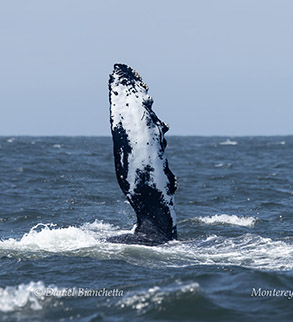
[267,141,286,146]
[219,139,238,145]
[0,221,293,271]
[194,214,257,227]
[0,281,49,312]
[0,279,205,318]
[0,221,132,253]
[116,280,200,314]
[0,281,91,313]
[0,280,124,314]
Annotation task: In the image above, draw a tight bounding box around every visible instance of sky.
[0,0,292,136]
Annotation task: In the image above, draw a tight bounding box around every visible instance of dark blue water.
[1,136,293,322]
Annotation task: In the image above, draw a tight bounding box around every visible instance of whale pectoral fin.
[128,172,177,241]
[109,63,177,244]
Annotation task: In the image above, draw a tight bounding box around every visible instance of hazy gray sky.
[0,0,292,136]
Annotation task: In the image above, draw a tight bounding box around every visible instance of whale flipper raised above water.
[108,63,177,246]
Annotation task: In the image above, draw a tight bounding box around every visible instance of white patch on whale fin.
[109,63,177,243]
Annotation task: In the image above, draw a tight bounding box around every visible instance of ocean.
[0,136,293,322]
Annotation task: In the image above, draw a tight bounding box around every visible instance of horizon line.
[0,134,292,138]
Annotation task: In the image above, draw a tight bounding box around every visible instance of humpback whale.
[107,63,177,246]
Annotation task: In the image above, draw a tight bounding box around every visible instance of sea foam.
[1,220,293,271]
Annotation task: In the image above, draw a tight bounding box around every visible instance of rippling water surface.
[0,136,293,321]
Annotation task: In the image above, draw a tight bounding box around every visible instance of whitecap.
[7,138,15,143]
[267,141,286,146]
[0,220,134,254]
[0,281,46,312]
[0,222,101,253]
[219,139,238,145]
[195,214,257,227]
